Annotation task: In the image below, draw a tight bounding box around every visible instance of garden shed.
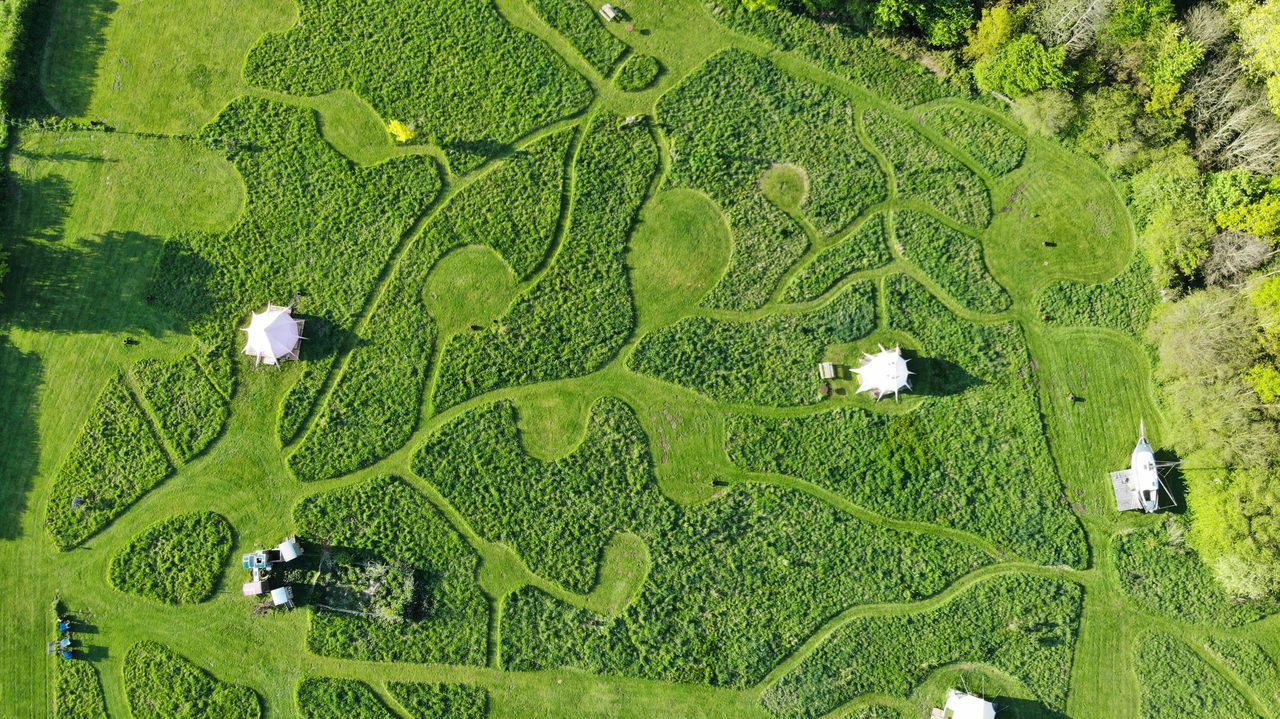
[241,304,305,365]
[278,537,303,562]
[853,345,912,400]
[270,586,295,608]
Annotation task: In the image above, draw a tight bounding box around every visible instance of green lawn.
[3,1,1275,718]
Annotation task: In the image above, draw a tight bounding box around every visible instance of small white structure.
[242,579,268,597]
[931,689,996,719]
[278,537,303,562]
[1110,419,1164,513]
[853,345,912,400]
[818,361,838,381]
[241,304,305,366]
[600,3,620,20]
[270,586,294,608]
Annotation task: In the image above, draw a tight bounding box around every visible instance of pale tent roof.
[853,345,912,399]
[278,538,302,562]
[241,304,304,365]
[944,690,996,719]
[270,586,292,606]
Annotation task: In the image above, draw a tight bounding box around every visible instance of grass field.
[3,0,1276,718]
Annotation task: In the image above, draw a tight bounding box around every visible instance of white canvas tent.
[241,304,305,365]
[853,345,912,400]
[933,689,996,719]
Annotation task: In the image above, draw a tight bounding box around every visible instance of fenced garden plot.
[918,105,1027,176]
[433,115,658,410]
[297,677,397,719]
[527,0,626,75]
[294,476,487,665]
[123,641,261,719]
[1137,633,1262,719]
[617,54,661,91]
[760,574,1082,719]
[894,210,1011,314]
[44,375,173,550]
[389,682,488,719]
[53,658,108,719]
[245,0,591,172]
[630,281,877,406]
[782,215,891,303]
[108,512,233,605]
[501,482,991,689]
[864,110,991,229]
[1039,254,1159,335]
[131,355,228,461]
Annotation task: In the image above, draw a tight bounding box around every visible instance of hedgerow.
[287,130,571,480]
[245,0,591,172]
[297,678,396,719]
[527,0,625,75]
[895,210,1010,314]
[658,50,887,310]
[760,574,1082,718]
[53,659,108,719]
[131,355,228,461]
[433,115,657,409]
[148,97,441,446]
[918,105,1026,176]
[108,512,233,605]
[1137,633,1261,719]
[123,641,261,719]
[501,479,990,688]
[388,682,488,719]
[1114,519,1275,627]
[629,281,877,406]
[1039,254,1160,335]
[617,54,661,91]
[726,276,1086,566]
[44,375,173,550]
[782,215,891,302]
[864,110,991,229]
[294,476,486,665]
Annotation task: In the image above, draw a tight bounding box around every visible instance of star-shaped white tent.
[241,304,305,365]
[853,344,912,400]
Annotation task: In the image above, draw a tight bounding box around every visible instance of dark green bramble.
[297,677,397,719]
[617,54,662,91]
[389,682,488,719]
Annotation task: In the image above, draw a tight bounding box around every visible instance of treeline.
[751,0,1280,599]
[0,0,36,297]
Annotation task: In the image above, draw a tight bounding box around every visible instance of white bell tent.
[241,304,305,366]
[936,689,996,719]
[853,345,912,400]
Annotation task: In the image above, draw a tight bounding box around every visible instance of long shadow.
[901,349,982,397]
[993,695,1070,719]
[1155,448,1188,515]
[5,0,60,117]
[0,337,43,540]
[35,0,119,117]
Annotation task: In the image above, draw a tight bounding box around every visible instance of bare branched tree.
[1184,3,1232,52]
[1189,55,1280,173]
[1033,0,1113,55]
[1204,231,1276,288]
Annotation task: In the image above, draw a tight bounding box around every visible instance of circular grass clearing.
[424,244,518,335]
[760,163,809,212]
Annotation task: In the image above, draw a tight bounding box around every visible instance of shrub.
[388,683,488,719]
[528,0,625,75]
[629,280,877,406]
[108,512,233,605]
[864,110,991,229]
[287,129,571,480]
[895,210,1011,313]
[761,574,1083,718]
[919,105,1027,175]
[297,678,396,719]
[131,355,228,461]
[53,659,108,719]
[1039,254,1160,335]
[432,114,658,409]
[123,641,261,719]
[1137,632,1260,719]
[44,375,173,550]
[617,54,661,91]
[294,476,487,665]
[245,0,592,172]
[973,34,1071,98]
[782,215,892,302]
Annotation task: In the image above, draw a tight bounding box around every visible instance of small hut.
[853,345,912,400]
[278,537,303,562]
[600,3,620,20]
[241,304,305,366]
[270,586,295,608]
[931,690,996,719]
[818,361,838,381]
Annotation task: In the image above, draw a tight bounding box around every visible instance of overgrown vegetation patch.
[131,355,228,461]
[617,54,661,91]
[1039,254,1159,335]
[527,0,626,75]
[894,210,1010,314]
[919,105,1027,176]
[297,677,397,719]
[109,512,233,605]
[1137,633,1261,719]
[53,659,108,719]
[782,215,891,303]
[388,682,488,719]
[864,110,990,229]
[123,641,261,719]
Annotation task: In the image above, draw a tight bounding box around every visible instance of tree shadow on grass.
[33,0,119,118]
[0,338,43,540]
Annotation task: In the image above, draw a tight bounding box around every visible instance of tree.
[1074,86,1143,163]
[973,34,1071,97]
[1203,231,1274,287]
[1142,204,1215,286]
[1231,0,1280,118]
[1108,0,1174,41]
[1012,89,1077,135]
[964,3,1018,60]
[1218,193,1280,238]
[1033,0,1113,56]
[873,0,975,47]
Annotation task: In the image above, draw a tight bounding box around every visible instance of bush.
[108,512,233,605]
[297,678,396,719]
[131,355,228,461]
[245,0,591,172]
[53,659,108,719]
[44,375,173,550]
[617,54,661,91]
[1039,254,1160,335]
[123,641,260,719]
[973,34,1071,98]
[527,0,625,75]
[658,49,888,310]
[919,105,1027,175]
[895,210,1011,313]
[761,575,1083,718]
[432,114,658,409]
[294,476,487,665]
[864,110,991,229]
[287,130,572,480]
[388,683,488,719]
[782,215,891,302]
[629,281,877,406]
[1137,632,1260,719]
